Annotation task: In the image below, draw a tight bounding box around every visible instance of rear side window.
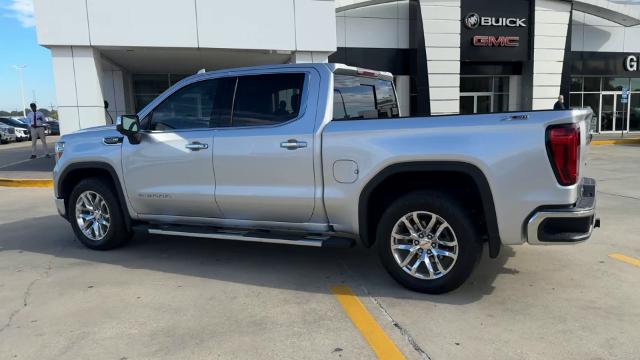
[231,73,305,127]
[333,74,399,120]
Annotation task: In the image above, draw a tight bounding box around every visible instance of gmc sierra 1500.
[53,63,598,293]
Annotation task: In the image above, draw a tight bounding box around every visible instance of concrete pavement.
[0,145,638,359]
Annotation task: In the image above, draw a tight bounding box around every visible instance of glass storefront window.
[602,77,630,91]
[460,77,492,93]
[571,77,583,92]
[630,79,640,92]
[460,96,474,115]
[583,93,599,117]
[569,93,582,108]
[583,77,601,92]
[133,73,190,112]
[630,94,640,131]
[493,77,509,93]
[493,93,509,112]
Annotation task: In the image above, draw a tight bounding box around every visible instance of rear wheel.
[376,191,482,294]
[68,177,131,250]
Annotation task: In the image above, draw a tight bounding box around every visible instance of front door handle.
[280,139,307,150]
[185,142,208,151]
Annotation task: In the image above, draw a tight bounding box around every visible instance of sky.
[0,0,56,112]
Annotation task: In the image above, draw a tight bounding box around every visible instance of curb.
[592,139,640,145]
[0,178,53,188]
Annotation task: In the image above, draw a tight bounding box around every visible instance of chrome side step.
[134,225,355,248]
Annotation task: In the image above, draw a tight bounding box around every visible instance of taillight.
[546,124,580,186]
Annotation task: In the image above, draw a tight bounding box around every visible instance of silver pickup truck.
[53,63,598,293]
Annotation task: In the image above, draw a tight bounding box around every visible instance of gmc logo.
[473,35,520,47]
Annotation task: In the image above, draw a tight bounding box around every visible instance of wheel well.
[359,163,501,257]
[60,168,113,205]
[58,165,132,231]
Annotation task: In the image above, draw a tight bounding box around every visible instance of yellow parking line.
[0,178,53,188]
[608,253,640,268]
[592,139,640,145]
[330,285,406,360]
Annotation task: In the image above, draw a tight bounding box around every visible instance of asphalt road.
[0,136,58,179]
[0,144,638,359]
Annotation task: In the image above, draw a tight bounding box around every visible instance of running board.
[133,224,355,248]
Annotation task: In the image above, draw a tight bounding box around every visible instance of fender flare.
[358,161,501,258]
[58,161,132,231]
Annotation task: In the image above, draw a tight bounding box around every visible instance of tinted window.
[231,73,305,127]
[333,75,399,120]
[146,78,235,130]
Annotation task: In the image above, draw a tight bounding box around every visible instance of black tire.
[68,177,132,250]
[376,191,482,294]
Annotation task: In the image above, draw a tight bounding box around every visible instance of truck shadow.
[0,215,519,305]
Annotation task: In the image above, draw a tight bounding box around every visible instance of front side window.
[144,78,235,131]
[333,75,399,120]
[231,73,305,127]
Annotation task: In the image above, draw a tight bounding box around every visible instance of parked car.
[52,63,598,294]
[0,123,17,144]
[45,120,60,135]
[0,117,30,141]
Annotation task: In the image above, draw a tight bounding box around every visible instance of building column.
[532,0,572,110]
[420,0,461,115]
[51,46,106,135]
[289,51,331,63]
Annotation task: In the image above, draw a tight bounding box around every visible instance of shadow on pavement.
[0,156,55,173]
[0,215,518,305]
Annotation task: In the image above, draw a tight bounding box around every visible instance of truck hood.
[73,124,117,134]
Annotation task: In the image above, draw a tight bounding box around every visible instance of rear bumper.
[527,177,599,245]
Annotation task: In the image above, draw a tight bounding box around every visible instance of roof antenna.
[196,68,206,74]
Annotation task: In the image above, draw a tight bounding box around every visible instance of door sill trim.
[136,214,331,233]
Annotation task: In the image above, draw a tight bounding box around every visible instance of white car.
[0,124,17,144]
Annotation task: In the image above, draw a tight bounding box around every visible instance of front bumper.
[527,177,599,245]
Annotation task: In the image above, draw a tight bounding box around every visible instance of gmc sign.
[461,0,531,62]
[473,35,519,47]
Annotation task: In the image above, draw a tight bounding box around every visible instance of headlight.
[54,142,65,161]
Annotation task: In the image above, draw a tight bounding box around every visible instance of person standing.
[553,95,566,110]
[27,103,49,159]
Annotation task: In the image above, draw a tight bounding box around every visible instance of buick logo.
[464,13,479,29]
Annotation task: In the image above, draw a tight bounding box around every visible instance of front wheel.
[68,177,131,250]
[376,191,482,294]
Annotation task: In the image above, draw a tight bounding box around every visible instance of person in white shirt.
[27,103,49,159]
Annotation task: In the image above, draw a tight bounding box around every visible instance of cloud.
[5,0,35,28]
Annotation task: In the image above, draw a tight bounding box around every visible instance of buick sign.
[463,13,527,28]
[464,13,480,29]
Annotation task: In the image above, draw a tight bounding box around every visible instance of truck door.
[122,77,234,218]
[213,70,318,223]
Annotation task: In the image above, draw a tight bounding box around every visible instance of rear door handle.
[185,142,208,151]
[280,139,307,150]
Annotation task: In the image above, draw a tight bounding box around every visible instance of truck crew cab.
[53,63,598,294]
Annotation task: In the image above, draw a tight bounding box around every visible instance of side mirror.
[116,114,141,144]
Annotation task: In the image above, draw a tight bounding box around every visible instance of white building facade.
[34,0,640,134]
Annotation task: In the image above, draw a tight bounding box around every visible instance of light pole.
[13,65,27,118]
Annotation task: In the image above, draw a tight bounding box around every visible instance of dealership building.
[34,0,640,135]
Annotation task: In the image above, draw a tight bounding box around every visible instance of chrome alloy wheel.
[75,190,111,241]
[390,211,459,280]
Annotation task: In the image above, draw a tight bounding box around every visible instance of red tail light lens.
[546,124,580,186]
